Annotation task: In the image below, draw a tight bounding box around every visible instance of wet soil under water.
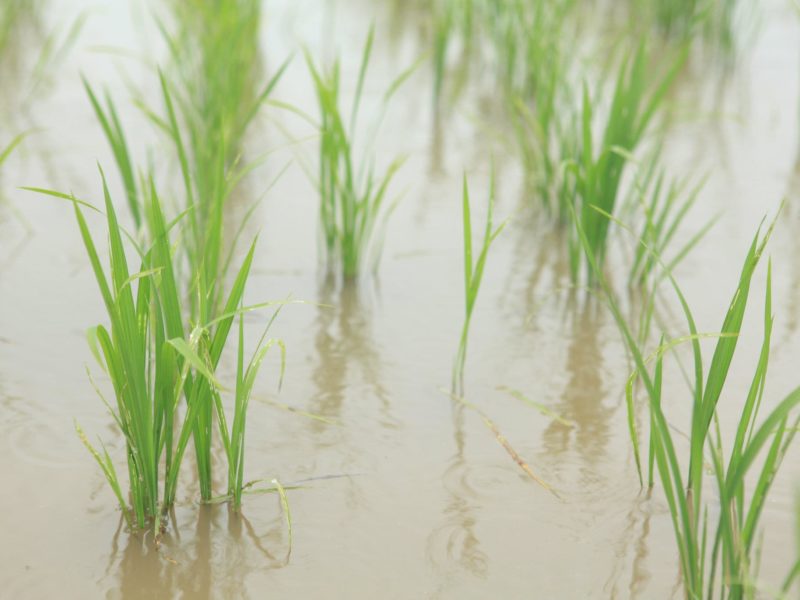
[2,1,800,598]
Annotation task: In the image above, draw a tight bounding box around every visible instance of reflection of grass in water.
[574,201,800,598]
[428,396,488,579]
[0,1,42,65]
[309,278,391,434]
[539,301,614,469]
[112,503,290,599]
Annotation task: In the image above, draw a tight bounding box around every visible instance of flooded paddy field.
[1,1,800,598]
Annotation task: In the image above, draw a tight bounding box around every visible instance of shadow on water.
[307,275,395,438]
[110,503,288,600]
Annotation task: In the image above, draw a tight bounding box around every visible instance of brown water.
[2,1,800,598]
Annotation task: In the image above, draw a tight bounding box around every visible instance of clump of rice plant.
[565,42,685,284]
[33,172,283,528]
[632,0,743,53]
[0,1,84,103]
[86,0,289,311]
[452,172,505,395]
[505,1,575,214]
[54,4,292,511]
[305,26,416,279]
[590,151,716,346]
[83,49,286,504]
[430,0,477,106]
[147,0,289,297]
[67,174,238,528]
[163,0,264,166]
[512,94,578,221]
[573,202,800,598]
[427,0,574,109]
[487,0,574,101]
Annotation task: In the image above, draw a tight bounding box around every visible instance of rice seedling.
[488,0,574,101]
[631,0,743,52]
[452,173,505,395]
[162,0,264,167]
[565,41,685,284]
[640,0,702,40]
[70,174,227,527]
[573,202,800,598]
[305,26,417,279]
[624,154,712,288]
[83,81,141,229]
[430,0,477,106]
[146,0,289,298]
[0,133,26,224]
[29,170,285,527]
[512,94,579,221]
[782,493,800,596]
[52,4,299,514]
[83,32,288,504]
[0,0,84,103]
[86,0,289,304]
[427,0,575,108]
[581,151,714,348]
[503,1,575,214]
[213,312,286,510]
[0,133,24,171]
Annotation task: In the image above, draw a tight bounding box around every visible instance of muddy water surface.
[1,1,800,598]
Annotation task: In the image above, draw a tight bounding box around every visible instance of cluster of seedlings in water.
[24,0,294,536]
[577,205,800,598]
[7,0,799,595]
[419,1,800,595]
[304,26,419,279]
